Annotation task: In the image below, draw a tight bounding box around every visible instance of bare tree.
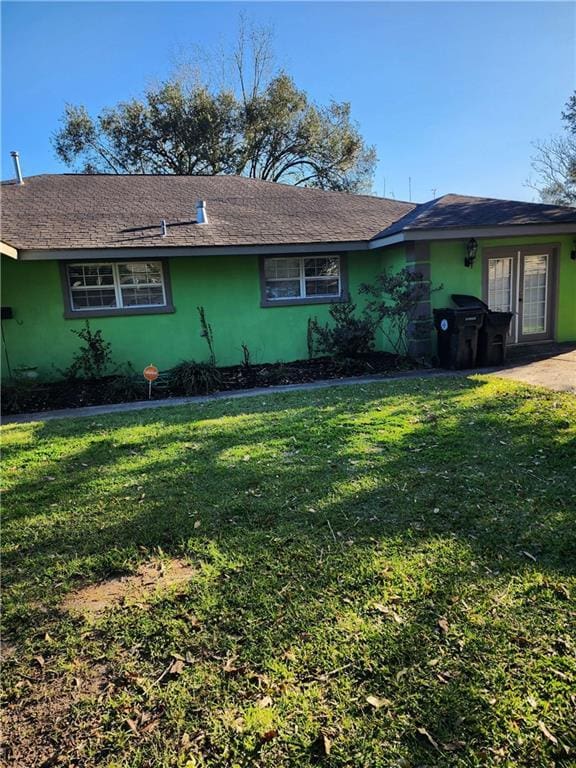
[528,93,576,206]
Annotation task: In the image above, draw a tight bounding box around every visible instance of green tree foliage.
[529,92,576,206]
[64,321,113,379]
[309,303,376,359]
[53,24,376,193]
[360,267,440,357]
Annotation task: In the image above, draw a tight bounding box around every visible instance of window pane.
[68,264,114,288]
[264,258,300,279]
[265,280,301,299]
[305,278,340,297]
[121,285,165,307]
[304,257,340,277]
[71,288,117,309]
[118,262,162,285]
[67,261,166,311]
[488,258,512,312]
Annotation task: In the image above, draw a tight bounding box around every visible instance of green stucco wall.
[430,234,576,342]
[0,250,385,379]
[1,233,573,381]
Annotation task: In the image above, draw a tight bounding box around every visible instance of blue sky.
[2,1,574,202]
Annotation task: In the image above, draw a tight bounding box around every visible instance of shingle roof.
[374,193,576,239]
[2,177,574,253]
[0,174,415,251]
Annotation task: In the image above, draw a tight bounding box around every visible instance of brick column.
[405,241,433,359]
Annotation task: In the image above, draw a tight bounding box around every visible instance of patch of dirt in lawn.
[1,658,111,766]
[62,557,196,617]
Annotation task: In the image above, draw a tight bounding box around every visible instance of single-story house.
[1,173,575,378]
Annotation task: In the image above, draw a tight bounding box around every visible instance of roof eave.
[16,239,372,261]
[369,222,576,248]
[0,241,18,259]
[12,222,576,260]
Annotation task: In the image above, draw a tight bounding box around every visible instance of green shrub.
[359,267,441,357]
[169,361,222,396]
[309,303,375,359]
[63,321,113,379]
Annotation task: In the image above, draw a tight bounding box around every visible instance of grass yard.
[1,375,575,767]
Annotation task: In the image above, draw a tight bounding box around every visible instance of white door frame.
[483,244,558,344]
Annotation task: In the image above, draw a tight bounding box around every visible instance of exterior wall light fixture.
[465,238,478,268]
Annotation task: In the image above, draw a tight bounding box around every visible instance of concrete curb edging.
[1,367,501,425]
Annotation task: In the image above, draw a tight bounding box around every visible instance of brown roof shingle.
[0,174,415,251]
[374,193,576,239]
[2,177,574,253]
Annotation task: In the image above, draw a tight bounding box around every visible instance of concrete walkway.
[486,346,576,393]
[3,347,574,425]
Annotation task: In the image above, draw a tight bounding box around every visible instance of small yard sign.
[143,364,159,399]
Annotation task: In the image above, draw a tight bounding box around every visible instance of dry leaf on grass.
[223,655,239,673]
[373,603,403,623]
[417,726,439,750]
[366,695,391,709]
[261,729,278,742]
[443,740,465,751]
[538,721,558,745]
[126,718,139,734]
[437,618,449,635]
[169,659,185,675]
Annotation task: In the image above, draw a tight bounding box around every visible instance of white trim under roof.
[16,241,370,261]
[0,241,18,259]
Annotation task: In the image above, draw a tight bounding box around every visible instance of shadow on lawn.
[2,376,575,766]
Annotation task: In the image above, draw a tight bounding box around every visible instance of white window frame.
[263,255,342,302]
[66,261,167,312]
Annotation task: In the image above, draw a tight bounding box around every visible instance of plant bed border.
[1,353,424,416]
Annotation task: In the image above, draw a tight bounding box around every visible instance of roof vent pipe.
[196,200,208,224]
[10,151,23,185]
[161,219,167,237]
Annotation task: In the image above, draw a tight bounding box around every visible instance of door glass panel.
[488,258,513,311]
[522,254,548,335]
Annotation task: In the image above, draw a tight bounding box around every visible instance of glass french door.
[486,247,556,343]
[520,254,549,337]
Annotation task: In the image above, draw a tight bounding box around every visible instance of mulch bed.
[1,353,421,415]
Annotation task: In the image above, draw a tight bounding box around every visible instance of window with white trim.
[66,262,167,311]
[263,256,341,301]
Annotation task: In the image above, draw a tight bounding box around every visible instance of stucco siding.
[1,250,384,378]
[430,234,575,344]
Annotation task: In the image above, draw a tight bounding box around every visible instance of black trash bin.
[433,307,485,369]
[451,294,513,366]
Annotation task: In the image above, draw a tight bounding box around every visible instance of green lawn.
[2,376,575,767]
